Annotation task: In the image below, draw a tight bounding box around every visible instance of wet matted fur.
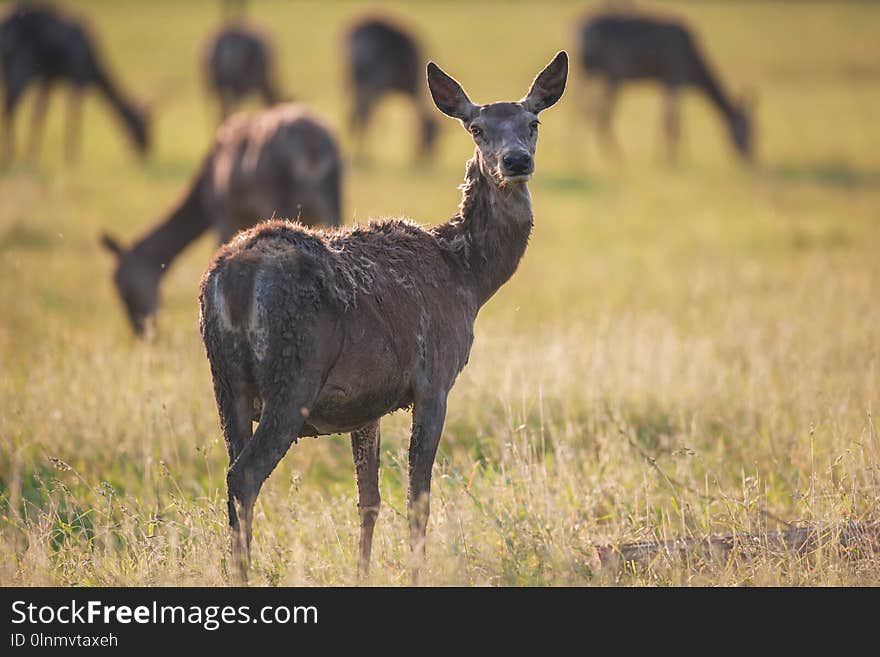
[199,52,569,581]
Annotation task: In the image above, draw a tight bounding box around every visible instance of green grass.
[1,0,879,585]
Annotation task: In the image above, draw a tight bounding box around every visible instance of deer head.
[730,87,758,161]
[427,51,568,186]
[100,233,159,337]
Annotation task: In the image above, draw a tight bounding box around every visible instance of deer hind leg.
[596,80,622,161]
[296,165,343,229]
[663,86,682,164]
[407,393,448,585]
[2,73,28,163]
[350,419,381,579]
[64,86,83,164]
[259,77,278,107]
[26,81,50,162]
[218,89,234,123]
[349,91,376,163]
[226,373,320,581]
[215,378,256,466]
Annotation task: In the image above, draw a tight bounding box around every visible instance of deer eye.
[529,121,539,133]
[470,125,483,138]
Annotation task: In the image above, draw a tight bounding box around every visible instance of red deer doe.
[199,52,568,582]
[578,11,754,162]
[203,22,280,122]
[345,17,437,161]
[0,2,150,162]
[102,104,341,336]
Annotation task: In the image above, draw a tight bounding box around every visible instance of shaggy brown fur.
[199,52,568,581]
[102,103,341,336]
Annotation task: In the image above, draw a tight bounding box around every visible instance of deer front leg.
[64,87,83,164]
[407,393,447,584]
[663,86,681,164]
[350,419,381,578]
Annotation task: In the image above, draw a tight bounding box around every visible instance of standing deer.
[203,22,280,122]
[0,2,149,162]
[578,11,753,161]
[345,17,437,161]
[199,52,568,582]
[102,104,341,336]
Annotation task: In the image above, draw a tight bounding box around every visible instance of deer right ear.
[100,232,124,257]
[427,62,476,122]
[522,51,568,114]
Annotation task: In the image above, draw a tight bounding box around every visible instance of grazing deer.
[199,52,568,582]
[102,104,341,336]
[345,17,437,161]
[0,2,149,162]
[578,11,753,161]
[203,22,280,122]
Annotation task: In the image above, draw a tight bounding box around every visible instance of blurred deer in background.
[101,104,341,337]
[0,2,150,162]
[199,52,568,583]
[345,17,437,161]
[577,11,754,162]
[203,22,280,122]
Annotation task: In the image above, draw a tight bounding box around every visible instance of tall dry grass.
[1,0,879,585]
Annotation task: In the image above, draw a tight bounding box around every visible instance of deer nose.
[502,151,533,175]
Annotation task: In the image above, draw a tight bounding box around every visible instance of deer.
[203,22,280,122]
[198,51,568,583]
[102,104,341,337]
[577,11,754,162]
[0,2,149,162]
[345,17,438,161]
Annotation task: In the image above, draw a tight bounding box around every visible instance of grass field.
[1,0,879,586]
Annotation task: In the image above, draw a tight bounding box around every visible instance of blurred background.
[1,0,879,585]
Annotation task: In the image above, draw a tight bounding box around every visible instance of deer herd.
[0,2,757,582]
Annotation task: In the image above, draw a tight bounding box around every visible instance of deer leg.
[297,164,342,228]
[664,86,681,164]
[64,87,83,164]
[596,80,621,161]
[350,92,375,163]
[226,391,313,581]
[215,380,255,466]
[218,90,233,123]
[414,96,435,162]
[407,393,448,584]
[350,419,381,578]
[216,381,255,576]
[577,73,602,124]
[26,81,50,162]
[259,78,278,107]
[2,77,27,163]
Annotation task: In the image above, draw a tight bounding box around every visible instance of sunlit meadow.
[1,0,879,585]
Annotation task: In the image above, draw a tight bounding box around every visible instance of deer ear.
[100,232,124,257]
[523,51,568,114]
[427,62,476,122]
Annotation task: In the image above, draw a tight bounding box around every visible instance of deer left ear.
[427,61,476,122]
[522,51,568,114]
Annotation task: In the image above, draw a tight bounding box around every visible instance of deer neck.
[95,71,141,132]
[695,64,736,121]
[129,179,211,277]
[436,151,534,307]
